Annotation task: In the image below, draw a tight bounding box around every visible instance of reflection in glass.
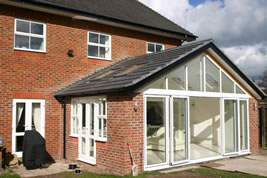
[15,35,29,49]
[150,77,166,89]
[88,45,98,57]
[222,73,234,93]
[31,23,43,35]
[31,37,44,50]
[16,20,30,33]
[168,67,185,90]
[206,59,220,92]
[89,33,98,43]
[173,98,187,162]
[146,97,166,165]
[100,35,109,45]
[188,57,202,91]
[147,43,154,53]
[16,103,25,132]
[240,100,248,150]
[224,100,237,153]
[156,44,163,52]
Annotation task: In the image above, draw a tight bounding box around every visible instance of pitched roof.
[54,39,265,99]
[10,0,196,39]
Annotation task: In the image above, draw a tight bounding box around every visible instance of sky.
[140,0,267,80]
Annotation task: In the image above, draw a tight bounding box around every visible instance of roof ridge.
[136,0,196,37]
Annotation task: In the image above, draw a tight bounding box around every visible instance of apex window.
[147,42,164,53]
[14,19,46,52]
[88,31,111,60]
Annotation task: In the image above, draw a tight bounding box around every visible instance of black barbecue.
[22,130,46,169]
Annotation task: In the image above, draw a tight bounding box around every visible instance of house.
[0,0,265,175]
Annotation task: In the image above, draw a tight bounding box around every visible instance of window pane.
[31,23,43,35]
[32,103,41,133]
[236,85,245,94]
[99,119,102,137]
[88,45,98,57]
[206,59,220,92]
[103,119,107,138]
[188,58,202,91]
[81,137,86,155]
[16,136,24,152]
[16,20,30,33]
[222,73,234,93]
[90,104,94,135]
[147,97,166,165]
[82,104,86,128]
[15,35,29,49]
[89,33,99,43]
[103,101,106,115]
[16,103,25,132]
[150,77,166,89]
[30,37,44,50]
[89,138,94,157]
[168,66,185,90]
[99,47,106,58]
[156,44,163,52]
[100,35,109,45]
[240,100,248,150]
[147,43,154,53]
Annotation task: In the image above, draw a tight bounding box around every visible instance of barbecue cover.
[22,130,46,169]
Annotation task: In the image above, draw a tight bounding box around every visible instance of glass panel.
[15,35,29,49]
[16,136,24,152]
[75,117,79,134]
[30,37,44,50]
[224,100,237,153]
[32,103,41,133]
[147,43,154,53]
[240,100,248,150]
[89,139,94,157]
[89,33,99,43]
[156,44,163,52]
[31,23,43,35]
[99,119,102,137]
[168,67,185,90]
[103,101,106,115]
[16,20,30,33]
[206,59,220,92]
[90,104,94,135]
[236,85,245,94]
[82,104,86,128]
[190,97,221,160]
[173,98,187,162]
[146,97,166,165]
[99,47,106,58]
[188,58,202,91]
[16,103,25,132]
[88,45,98,57]
[103,119,107,138]
[100,35,109,45]
[81,137,86,155]
[222,73,234,93]
[150,77,166,89]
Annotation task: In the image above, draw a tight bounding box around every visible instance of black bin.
[23,130,46,169]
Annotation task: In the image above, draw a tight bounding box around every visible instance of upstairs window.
[14,19,46,52]
[88,31,111,60]
[147,42,164,53]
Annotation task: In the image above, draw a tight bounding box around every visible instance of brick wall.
[249,98,260,154]
[0,4,180,161]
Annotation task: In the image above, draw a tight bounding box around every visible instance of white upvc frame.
[239,99,250,153]
[12,99,45,157]
[70,99,79,137]
[146,42,165,54]
[170,96,190,165]
[14,18,46,53]
[144,95,170,169]
[87,31,111,60]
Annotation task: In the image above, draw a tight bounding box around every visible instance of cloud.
[140,0,267,78]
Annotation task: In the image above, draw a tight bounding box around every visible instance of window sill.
[88,56,111,61]
[69,134,79,138]
[95,138,107,142]
[14,48,47,54]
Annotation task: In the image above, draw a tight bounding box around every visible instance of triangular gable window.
[222,72,234,93]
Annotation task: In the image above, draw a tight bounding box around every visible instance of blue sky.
[140,0,267,79]
[189,0,223,6]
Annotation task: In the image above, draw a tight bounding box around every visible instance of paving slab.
[202,155,267,177]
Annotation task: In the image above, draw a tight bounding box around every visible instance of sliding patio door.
[223,99,238,155]
[170,97,189,164]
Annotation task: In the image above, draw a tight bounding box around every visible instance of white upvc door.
[170,96,189,165]
[12,99,45,157]
[78,102,97,164]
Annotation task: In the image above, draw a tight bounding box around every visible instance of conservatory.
[143,53,249,170]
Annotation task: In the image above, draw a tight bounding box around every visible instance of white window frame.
[95,98,107,142]
[87,31,111,60]
[70,99,79,137]
[146,42,165,54]
[14,18,46,53]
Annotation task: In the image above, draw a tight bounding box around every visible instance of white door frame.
[12,99,45,157]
